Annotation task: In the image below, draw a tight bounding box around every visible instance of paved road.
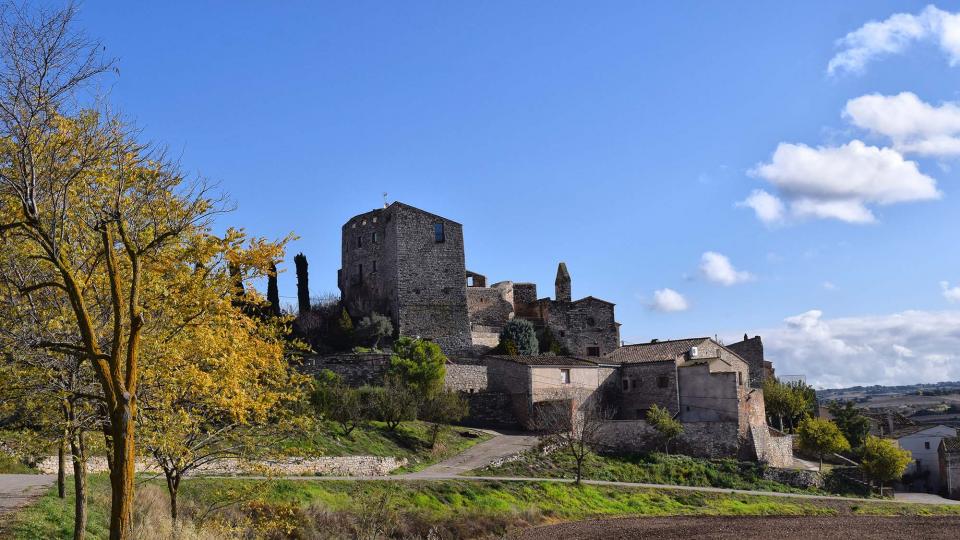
[406,430,539,478]
[0,474,55,527]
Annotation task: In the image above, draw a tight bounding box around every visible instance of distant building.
[889,424,957,493]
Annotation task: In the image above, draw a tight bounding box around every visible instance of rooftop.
[486,355,598,367]
[603,337,710,364]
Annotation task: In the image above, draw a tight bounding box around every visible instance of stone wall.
[393,204,472,354]
[298,353,391,386]
[678,363,739,423]
[750,425,794,468]
[37,455,408,477]
[762,467,823,489]
[466,285,514,328]
[727,336,766,389]
[618,361,679,419]
[445,363,488,393]
[461,391,521,428]
[596,420,741,458]
[943,447,960,500]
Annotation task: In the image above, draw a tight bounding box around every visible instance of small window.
[357,235,363,248]
[560,369,571,384]
[587,317,596,327]
[559,330,566,337]
[738,372,743,386]
[622,379,629,391]
[657,376,669,388]
[372,231,379,244]
[925,441,931,450]
[357,263,363,282]
[434,223,445,243]
[630,379,637,390]
[587,346,600,357]
[372,260,377,273]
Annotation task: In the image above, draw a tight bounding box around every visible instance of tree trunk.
[778,416,784,432]
[57,437,66,499]
[70,430,87,540]
[575,456,582,485]
[164,471,181,522]
[108,402,136,540]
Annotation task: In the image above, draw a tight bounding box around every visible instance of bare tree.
[534,388,615,485]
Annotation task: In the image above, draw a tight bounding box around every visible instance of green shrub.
[496,319,538,356]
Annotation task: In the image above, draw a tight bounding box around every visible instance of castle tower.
[338,202,471,354]
[555,262,571,302]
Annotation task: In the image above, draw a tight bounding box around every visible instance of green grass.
[278,420,491,473]
[472,450,835,495]
[10,475,960,539]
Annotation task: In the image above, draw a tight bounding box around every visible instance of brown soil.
[511,515,960,540]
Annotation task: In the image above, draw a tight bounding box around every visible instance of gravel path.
[0,474,55,530]
[511,515,960,539]
[406,430,539,478]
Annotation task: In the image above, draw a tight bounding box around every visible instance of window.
[372,260,377,273]
[587,346,600,357]
[357,235,363,248]
[657,375,669,388]
[630,379,637,390]
[357,264,363,283]
[434,223,445,243]
[587,317,596,327]
[622,379,629,391]
[559,330,566,337]
[925,441,931,450]
[738,372,743,386]
[560,369,571,384]
[372,231,379,244]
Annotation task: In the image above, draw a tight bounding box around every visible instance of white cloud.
[700,252,754,286]
[941,280,960,302]
[736,189,785,225]
[828,5,960,75]
[822,281,837,291]
[650,288,688,312]
[747,140,940,224]
[845,92,960,157]
[756,309,960,387]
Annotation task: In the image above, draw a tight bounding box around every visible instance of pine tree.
[267,262,281,316]
[294,253,310,315]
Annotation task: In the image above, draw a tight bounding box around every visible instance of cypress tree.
[294,253,310,315]
[267,262,281,316]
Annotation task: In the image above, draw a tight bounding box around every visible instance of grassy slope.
[472,451,843,495]
[11,475,960,540]
[280,420,491,473]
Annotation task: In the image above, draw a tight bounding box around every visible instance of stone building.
[338,202,472,353]
[467,263,621,357]
[478,337,789,464]
[939,436,960,500]
[339,201,620,356]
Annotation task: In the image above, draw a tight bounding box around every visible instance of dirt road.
[512,515,960,539]
[0,474,55,531]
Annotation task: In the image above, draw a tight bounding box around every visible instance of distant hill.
[818,381,960,421]
[818,380,960,401]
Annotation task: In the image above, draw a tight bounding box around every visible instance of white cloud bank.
[845,92,960,157]
[744,140,939,224]
[756,309,960,388]
[650,288,688,312]
[828,5,960,75]
[700,252,754,286]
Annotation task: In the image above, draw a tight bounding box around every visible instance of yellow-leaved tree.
[137,229,305,523]
[0,5,297,538]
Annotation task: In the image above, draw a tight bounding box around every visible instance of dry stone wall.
[38,455,408,477]
[298,353,391,387]
[596,420,741,458]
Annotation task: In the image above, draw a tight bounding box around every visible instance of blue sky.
[74,1,960,387]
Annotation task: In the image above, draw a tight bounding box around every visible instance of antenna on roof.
[382,192,389,208]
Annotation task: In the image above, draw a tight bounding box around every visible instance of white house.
[892,424,958,492]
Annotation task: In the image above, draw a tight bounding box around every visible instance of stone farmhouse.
[321,202,792,466]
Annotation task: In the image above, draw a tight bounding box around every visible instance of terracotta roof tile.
[603,337,710,364]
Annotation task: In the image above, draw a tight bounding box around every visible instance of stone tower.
[555,262,571,302]
[338,202,472,354]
